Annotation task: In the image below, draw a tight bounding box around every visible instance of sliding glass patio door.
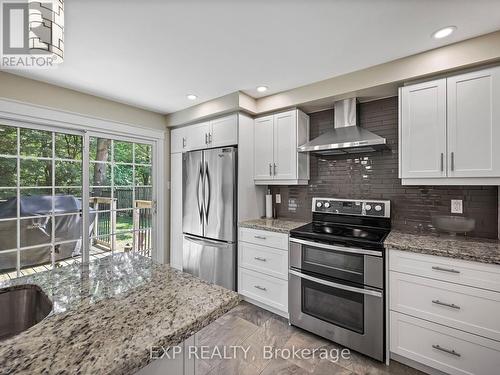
[87,134,154,259]
[0,123,84,279]
[0,122,156,281]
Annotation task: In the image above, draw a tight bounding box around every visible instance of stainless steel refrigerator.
[182,147,236,290]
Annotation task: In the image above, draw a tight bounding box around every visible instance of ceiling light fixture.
[29,0,64,64]
[432,26,457,39]
[256,86,268,93]
[187,94,198,100]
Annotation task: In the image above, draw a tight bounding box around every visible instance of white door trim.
[0,97,165,140]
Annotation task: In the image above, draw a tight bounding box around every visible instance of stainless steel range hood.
[298,98,387,155]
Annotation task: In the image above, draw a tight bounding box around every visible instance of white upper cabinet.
[254,115,274,180]
[401,79,447,178]
[209,114,238,148]
[273,111,297,180]
[254,109,309,185]
[400,66,500,185]
[169,114,238,154]
[447,68,500,178]
[186,121,210,150]
[170,127,187,154]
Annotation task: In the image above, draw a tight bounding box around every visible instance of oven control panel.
[312,198,390,218]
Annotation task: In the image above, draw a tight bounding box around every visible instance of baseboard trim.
[240,295,289,319]
[390,352,448,375]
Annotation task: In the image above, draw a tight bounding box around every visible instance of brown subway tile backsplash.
[271,97,499,238]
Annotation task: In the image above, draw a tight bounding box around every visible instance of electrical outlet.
[451,199,463,214]
[275,194,281,204]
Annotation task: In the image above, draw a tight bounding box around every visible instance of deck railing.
[89,197,152,256]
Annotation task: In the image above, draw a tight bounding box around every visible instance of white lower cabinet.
[238,267,288,314]
[239,241,288,280]
[389,249,500,374]
[389,249,500,293]
[390,312,500,375]
[239,227,288,250]
[390,271,500,342]
[238,227,289,317]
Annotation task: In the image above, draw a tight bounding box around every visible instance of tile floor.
[196,301,425,375]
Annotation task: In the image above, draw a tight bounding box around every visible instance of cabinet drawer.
[390,311,500,375]
[238,241,288,280]
[239,227,288,250]
[390,271,500,341]
[389,249,500,292]
[238,267,287,313]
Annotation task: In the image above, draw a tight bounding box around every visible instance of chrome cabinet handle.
[432,300,460,310]
[254,285,267,291]
[208,133,212,143]
[289,269,383,298]
[205,133,208,145]
[269,163,272,176]
[432,344,461,357]
[450,152,455,171]
[440,153,444,172]
[290,238,382,257]
[273,163,277,175]
[254,256,267,262]
[254,235,267,240]
[182,137,186,148]
[432,266,460,274]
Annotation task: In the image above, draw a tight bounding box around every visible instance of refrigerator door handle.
[204,161,211,223]
[184,234,231,247]
[196,161,204,223]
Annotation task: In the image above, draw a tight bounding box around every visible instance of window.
[0,124,83,279]
[0,123,155,281]
[89,137,153,258]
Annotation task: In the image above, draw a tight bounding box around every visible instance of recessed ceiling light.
[186,94,198,100]
[256,86,268,93]
[432,26,457,39]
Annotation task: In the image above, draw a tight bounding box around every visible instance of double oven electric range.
[289,198,391,362]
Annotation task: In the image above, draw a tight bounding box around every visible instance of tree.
[93,138,111,187]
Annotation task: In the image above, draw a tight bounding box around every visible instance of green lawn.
[116,214,133,231]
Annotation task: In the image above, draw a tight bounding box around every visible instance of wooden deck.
[0,247,127,282]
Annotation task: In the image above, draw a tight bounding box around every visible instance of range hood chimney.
[298,98,388,155]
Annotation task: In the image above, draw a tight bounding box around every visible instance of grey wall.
[271,97,499,239]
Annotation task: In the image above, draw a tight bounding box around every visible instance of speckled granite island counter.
[239,218,308,233]
[0,253,239,375]
[386,230,500,265]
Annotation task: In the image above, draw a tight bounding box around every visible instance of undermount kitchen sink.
[0,284,52,341]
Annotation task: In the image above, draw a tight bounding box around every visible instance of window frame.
[0,99,165,279]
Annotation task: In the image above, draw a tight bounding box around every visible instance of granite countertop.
[386,230,500,265]
[0,253,239,375]
[239,218,308,233]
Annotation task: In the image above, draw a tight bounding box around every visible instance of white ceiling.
[7,0,500,114]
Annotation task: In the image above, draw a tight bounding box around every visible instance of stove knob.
[324,202,330,208]
[374,205,382,212]
[365,204,372,211]
[316,201,323,208]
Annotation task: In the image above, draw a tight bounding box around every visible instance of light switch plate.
[275,194,281,204]
[451,199,463,214]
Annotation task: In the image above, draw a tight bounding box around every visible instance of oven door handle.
[289,269,383,298]
[289,238,383,257]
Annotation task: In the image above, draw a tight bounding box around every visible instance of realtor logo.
[1,0,64,68]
